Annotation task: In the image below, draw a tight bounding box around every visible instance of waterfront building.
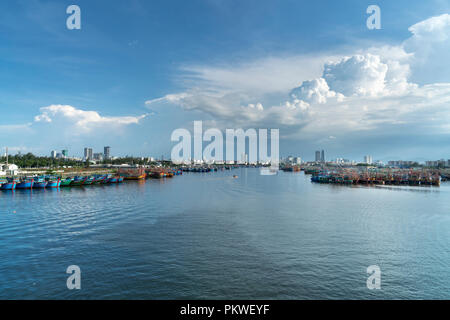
[315,151,321,162]
[240,153,248,164]
[388,160,417,168]
[94,153,104,161]
[294,157,302,164]
[321,150,325,162]
[84,147,93,160]
[104,146,111,159]
[364,155,373,165]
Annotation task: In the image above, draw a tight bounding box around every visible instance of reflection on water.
[0,169,449,299]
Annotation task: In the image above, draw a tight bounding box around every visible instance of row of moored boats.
[0,174,124,190]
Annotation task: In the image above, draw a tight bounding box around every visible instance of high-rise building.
[240,152,248,164]
[364,155,373,164]
[315,151,321,162]
[62,149,68,158]
[321,150,325,162]
[93,153,104,161]
[51,150,56,158]
[84,147,93,160]
[104,146,111,159]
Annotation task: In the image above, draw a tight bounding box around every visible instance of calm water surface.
[1,168,449,299]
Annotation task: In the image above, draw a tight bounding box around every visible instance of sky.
[1,0,450,162]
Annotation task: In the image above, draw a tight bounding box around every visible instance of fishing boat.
[60,177,73,187]
[118,168,146,180]
[33,177,47,188]
[93,175,107,184]
[46,177,61,188]
[16,178,34,189]
[71,176,87,186]
[83,176,95,185]
[0,179,16,190]
[101,175,113,184]
[107,176,123,183]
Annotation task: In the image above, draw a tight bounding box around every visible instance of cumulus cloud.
[145,13,450,145]
[404,13,450,84]
[290,78,342,104]
[34,105,147,132]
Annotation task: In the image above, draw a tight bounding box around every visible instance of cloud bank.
[146,14,450,150]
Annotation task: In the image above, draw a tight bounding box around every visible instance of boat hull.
[0,182,16,190]
[46,180,61,188]
[33,181,47,188]
[60,179,73,187]
[16,181,34,189]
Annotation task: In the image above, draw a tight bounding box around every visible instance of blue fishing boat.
[46,178,61,188]
[16,178,34,189]
[108,177,118,183]
[0,179,16,190]
[33,177,47,188]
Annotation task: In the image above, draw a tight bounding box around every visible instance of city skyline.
[1,1,450,161]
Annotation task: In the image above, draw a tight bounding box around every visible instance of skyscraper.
[62,149,68,158]
[321,150,325,162]
[104,146,111,159]
[315,151,321,162]
[84,147,93,160]
[364,155,373,164]
[51,150,56,158]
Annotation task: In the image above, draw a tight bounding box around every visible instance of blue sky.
[1,0,450,162]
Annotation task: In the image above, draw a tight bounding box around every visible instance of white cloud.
[34,105,147,132]
[146,14,450,144]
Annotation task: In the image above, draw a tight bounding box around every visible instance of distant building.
[240,152,248,164]
[294,157,302,164]
[104,146,111,159]
[388,160,417,168]
[364,155,373,165]
[315,151,321,162]
[94,153,104,161]
[62,149,69,158]
[84,147,93,160]
[51,150,56,158]
[321,150,325,162]
[425,159,448,167]
[0,163,19,176]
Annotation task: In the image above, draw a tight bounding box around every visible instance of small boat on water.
[16,178,34,189]
[93,175,107,184]
[0,179,16,190]
[107,176,123,183]
[83,176,95,185]
[46,177,61,188]
[60,177,73,187]
[33,177,47,188]
[71,176,87,186]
